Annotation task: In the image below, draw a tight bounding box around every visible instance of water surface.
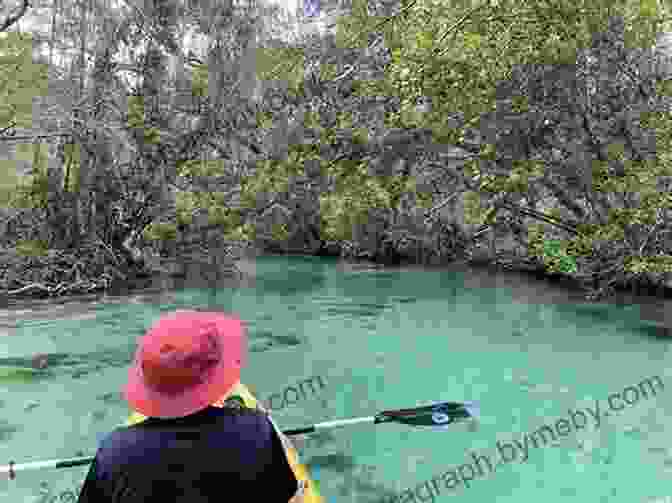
[1,256,671,503]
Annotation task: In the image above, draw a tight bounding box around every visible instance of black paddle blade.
[375,401,479,427]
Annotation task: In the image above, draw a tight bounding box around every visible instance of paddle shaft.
[1,400,477,479]
[1,415,386,478]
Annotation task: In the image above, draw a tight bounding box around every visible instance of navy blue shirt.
[77,406,298,503]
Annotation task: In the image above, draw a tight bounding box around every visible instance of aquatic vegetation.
[0,366,48,384]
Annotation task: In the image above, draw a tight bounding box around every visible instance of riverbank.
[2,246,671,338]
[3,239,672,304]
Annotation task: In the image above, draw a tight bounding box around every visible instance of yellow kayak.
[125,381,324,503]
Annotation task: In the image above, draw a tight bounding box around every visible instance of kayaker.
[76,310,303,503]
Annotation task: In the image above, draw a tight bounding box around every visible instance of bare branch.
[0,0,30,32]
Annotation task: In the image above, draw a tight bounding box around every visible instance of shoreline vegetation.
[2,235,671,304]
[1,3,672,306]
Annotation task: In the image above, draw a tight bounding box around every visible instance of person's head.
[123,309,246,418]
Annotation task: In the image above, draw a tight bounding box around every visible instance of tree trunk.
[69,0,90,250]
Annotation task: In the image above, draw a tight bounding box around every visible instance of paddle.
[0,400,479,479]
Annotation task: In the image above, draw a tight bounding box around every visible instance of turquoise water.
[1,255,672,503]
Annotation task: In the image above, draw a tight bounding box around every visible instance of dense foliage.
[210,0,672,296]
[2,0,672,299]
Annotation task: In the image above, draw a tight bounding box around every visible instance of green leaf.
[415,31,434,50]
[558,255,578,273]
[543,240,562,257]
[463,32,481,50]
[15,239,49,257]
[639,0,659,19]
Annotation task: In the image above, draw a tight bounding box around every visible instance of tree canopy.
[2,0,672,299]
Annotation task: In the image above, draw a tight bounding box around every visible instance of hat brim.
[123,359,241,418]
[123,313,245,419]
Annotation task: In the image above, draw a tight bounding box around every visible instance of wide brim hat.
[123,310,246,418]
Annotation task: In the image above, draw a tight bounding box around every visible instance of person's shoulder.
[94,425,130,453]
[211,404,272,428]
[209,405,276,437]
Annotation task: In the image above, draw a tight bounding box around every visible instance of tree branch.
[0,0,30,32]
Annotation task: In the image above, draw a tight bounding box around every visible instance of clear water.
[1,255,671,503]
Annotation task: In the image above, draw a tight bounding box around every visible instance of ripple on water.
[270,332,304,346]
[91,409,107,421]
[24,400,40,412]
[333,465,394,503]
[0,420,19,441]
[97,391,124,404]
[306,452,357,473]
[391,296,417,305]
[623,425,646,440]
[301,430,336,451]
[249,328,305,350]
[319,301,391,319]
[648,446,668,454]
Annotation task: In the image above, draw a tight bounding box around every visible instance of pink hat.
[123,310,246,418]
